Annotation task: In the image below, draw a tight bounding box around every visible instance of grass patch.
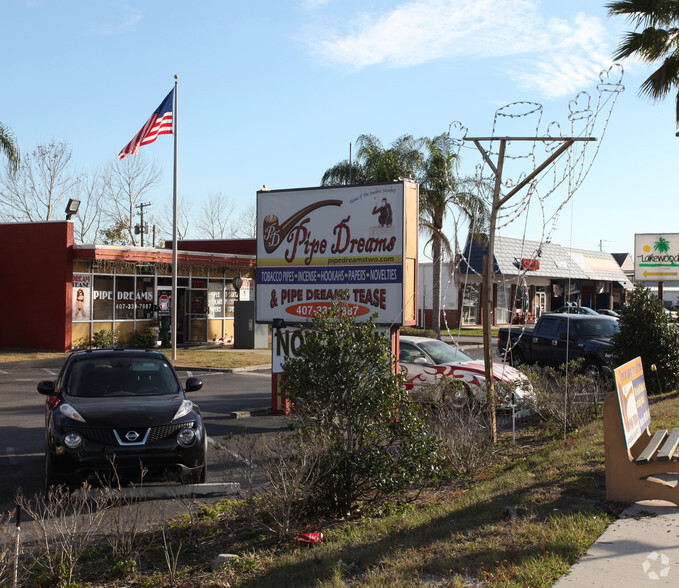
[0,347,271,370]
[445,327,500,337]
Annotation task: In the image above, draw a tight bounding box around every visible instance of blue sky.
[3,0,676,258]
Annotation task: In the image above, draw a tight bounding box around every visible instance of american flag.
[118,89,174,159]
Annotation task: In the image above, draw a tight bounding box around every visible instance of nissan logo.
[125,430,140,442]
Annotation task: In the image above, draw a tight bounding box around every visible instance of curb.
[76,482,240,501]
[231,407,272,418]
[173,364,272,373]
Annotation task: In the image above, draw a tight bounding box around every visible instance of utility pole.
[136,201,152,247]
[464,135,595,442]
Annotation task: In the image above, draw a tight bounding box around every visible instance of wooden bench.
[603,392,679,504]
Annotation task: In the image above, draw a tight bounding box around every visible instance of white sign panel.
[635,233,679,281]
[257,183,408,324]
[272,328,306,373]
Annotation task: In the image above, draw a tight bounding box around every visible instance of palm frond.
[0,122,20,174]
[607,0,679,28]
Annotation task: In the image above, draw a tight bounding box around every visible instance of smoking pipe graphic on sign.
[262,200,342,253]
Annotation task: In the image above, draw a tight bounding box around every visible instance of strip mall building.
[0,221,256,351]
[419,234,634,327]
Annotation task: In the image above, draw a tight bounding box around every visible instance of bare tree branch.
[101,155,162,245]
[0,141,80,222]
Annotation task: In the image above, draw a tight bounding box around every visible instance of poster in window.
[72,274,91,321]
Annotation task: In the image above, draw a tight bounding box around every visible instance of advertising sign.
[256,181,418,325]
[613,357,651,449]
[72,274,91,321]
[635,233,679,281]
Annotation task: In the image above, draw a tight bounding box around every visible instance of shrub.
[611,283,679,394]
[523,360,610,432]
[427,381,495,478]
[282,295,440,517]
[400,326,438,339]
[91,329,121,349]
[132,326,158,348]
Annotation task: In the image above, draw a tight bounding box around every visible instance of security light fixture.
[65,199,81,220]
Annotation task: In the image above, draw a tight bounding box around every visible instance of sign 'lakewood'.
[635,233,679,282]
[256,181,419,325]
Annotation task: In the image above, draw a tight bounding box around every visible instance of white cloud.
[306,0,612,98]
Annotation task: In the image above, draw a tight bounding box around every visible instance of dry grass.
[0,347,271,370]
[36,392,679,587]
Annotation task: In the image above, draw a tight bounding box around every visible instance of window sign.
[208,280,225,318]
[115,276,136,320]
[93,276,114,320]
[226,283,237,316]
[135,277,155,319]
[73,274,91,321]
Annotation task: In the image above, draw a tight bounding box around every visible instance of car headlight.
[64,432,83,449]
[172,400,194,421]
[177,427,196,447]
[60,403,86,423]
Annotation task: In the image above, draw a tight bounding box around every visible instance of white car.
[399,335,533,408]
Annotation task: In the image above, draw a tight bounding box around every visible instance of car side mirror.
[413,357,429,365]
[185,376,203,392]
[37,380,56,395]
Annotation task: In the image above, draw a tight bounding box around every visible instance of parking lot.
[0,360,285,507]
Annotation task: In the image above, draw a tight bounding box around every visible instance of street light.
[65,199,80,220]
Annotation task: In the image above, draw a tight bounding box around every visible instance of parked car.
[597,309,620,318]
[663,308,678,320]
[497,314,619,376]
[553,305,599,315]
[399,335,533,408]
[38,349,207,488]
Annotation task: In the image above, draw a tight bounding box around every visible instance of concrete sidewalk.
[554,501,679,587]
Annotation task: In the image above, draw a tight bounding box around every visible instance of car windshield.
[572,318,620,338]
[417,339,472,364]
[64,357,180,397]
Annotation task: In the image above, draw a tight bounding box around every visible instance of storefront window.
[496,284,511,324]
[226,283,237,317]
[208,280,225,318]
[462,284,480,325]
[115,276,136,320]
[93,276,114,320]
[136,277,155,319]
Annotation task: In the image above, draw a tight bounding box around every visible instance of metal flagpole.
[171,75,178,361]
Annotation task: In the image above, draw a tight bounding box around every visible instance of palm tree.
[0,122,20,173]
[418,134,488,336]
[321,134,421,187]
[608,0,679,124]
[322,132,487,336]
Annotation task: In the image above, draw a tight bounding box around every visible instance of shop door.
[535,291,546,318]
[185,289,207,343]
[157,287,186,345]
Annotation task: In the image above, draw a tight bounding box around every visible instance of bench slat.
[657,428,679,461]
[635,429,668,465]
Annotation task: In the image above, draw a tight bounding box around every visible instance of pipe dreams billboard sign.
[256,181,418,325]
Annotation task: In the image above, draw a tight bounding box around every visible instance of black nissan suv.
[38,349,207,487]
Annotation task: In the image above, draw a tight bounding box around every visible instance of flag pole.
[171,75,178,361]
